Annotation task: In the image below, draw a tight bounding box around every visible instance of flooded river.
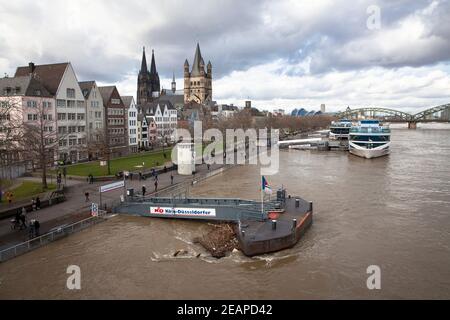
[1,125,450,299]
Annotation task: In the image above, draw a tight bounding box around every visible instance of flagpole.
[261,176,264,215]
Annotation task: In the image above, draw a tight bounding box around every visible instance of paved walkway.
[0,163,224,251]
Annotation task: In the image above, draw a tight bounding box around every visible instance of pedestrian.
[28,220,35,238]
[20,208,27,229]
[154,180,158,192]
[171,174,174,185]
[207,164,210,171]
[7,192,13,205]
[15,209,21,227]
[142,185,146,197]
[130,172,133,181]
[36,197,41,210]
[139,172,142,181]
[85,191,90,202]
[34,220,40,237]
[164,165,167,173]
[32,198,36,211]
[90,175,94,184]
[155,173,158,182]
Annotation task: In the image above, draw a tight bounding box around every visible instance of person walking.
[32,198,36,211]
[7,192,13,205]
[142,185,146,197]
[36,197,41,210]
[170,174,174,185]
[20,207,27,229]
[34,220,40,237]
[154,180,158,192]
[85,191,90,202]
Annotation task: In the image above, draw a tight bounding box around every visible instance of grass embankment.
[0,181,56,204]
[60,150,172,177]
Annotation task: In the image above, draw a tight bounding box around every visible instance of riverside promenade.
[0,162,223,251]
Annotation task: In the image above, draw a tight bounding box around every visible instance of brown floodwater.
[1,126,450,299]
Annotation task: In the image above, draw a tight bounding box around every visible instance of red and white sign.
[150,207,216,217]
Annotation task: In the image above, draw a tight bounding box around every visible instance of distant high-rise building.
[321,104,326,113]
[245,101,252,109]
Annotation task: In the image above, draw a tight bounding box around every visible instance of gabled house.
[0,74,56,165]
[139,100,177,143]
[122,96,138,153]
[137,113,149,150]
[79,81,104,147]
[15,62,87,162]
[98,86,128,158]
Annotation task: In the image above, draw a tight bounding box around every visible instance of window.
[57,100,66,107]
[67,101,76,108]
[77,101,84,108]
[77,113,85,121]
[58,113,66,121]
[111,99,120,105]
[68,113,76,121]
[58,126,67,134]
[67,88,75,98]
[28,114,33,121]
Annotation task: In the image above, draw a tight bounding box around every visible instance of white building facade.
[122,96,138,153]
[79,81,104,147]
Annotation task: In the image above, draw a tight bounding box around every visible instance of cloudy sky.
[1,0,449,113]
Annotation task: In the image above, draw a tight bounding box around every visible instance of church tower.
[184,43,212,104]
[171,72,176,93]
[137,47,160,105]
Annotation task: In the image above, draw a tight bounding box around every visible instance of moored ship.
[349,120,391,159]
[329,119,352,141]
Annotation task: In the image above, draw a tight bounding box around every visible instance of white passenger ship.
[348,120,391,159]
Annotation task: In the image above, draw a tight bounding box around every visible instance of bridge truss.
[336,104,450,122]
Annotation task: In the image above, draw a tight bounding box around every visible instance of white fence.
[0,210,108,263]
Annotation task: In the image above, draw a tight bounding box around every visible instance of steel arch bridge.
[336,104,450,123]
[412,103,450,121]
[336,107,413,121]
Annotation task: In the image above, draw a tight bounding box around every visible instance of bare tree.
[20,100,61,189]
[0,97,24,166]
[84,129,112,175]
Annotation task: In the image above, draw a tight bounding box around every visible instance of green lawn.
[0,179,13,189]
[1,181,56,203]
[60,150,173,177]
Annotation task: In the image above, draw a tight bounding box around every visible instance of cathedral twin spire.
[137,47,160,105]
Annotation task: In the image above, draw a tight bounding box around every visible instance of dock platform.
[113,189,313,257]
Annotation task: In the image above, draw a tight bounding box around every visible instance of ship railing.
[0,209,108,263]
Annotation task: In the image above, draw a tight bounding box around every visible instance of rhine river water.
[1,125,450,299]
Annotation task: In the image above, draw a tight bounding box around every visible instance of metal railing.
[0,210,108,263]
